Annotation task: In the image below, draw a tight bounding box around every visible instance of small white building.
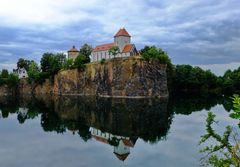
[14,68,28,79]
[91,28,138,62]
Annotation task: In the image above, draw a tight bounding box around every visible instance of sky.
[0,0,240,73]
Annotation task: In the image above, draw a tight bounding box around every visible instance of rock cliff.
[0,85,15,96]
[54,58,168,98]
[0,58,168,98]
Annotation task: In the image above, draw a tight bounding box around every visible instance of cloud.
[0,0,239,71]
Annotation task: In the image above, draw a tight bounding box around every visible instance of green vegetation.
[74,54,86,70]
[139,46,174,90]
[78,43,93,64]
[140,46,171,64]
[222,68,240,94]
[100,58,106,64]
[230,95,240,121]
[172,65,221,94]
[26,51,87,83]
[0,69,19,88]
[171,64,240,96]
[108,46,120,59]
[63,58,74,70]
[199,95,240,166]
[17,58,33,71]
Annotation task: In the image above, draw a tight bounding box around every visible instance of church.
[90,28,138,62]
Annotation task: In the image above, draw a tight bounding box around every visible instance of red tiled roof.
[93,43,115,52]
[92,135,109,144]
[114,28,131,37]
[122,44,133,53]
[122,139,134,147]
[114,152,130,161]
[68,45,79,52]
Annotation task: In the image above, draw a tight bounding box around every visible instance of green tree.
[79,44,92,63]
[17,58,32,71]
[108,46,120,59]
[230,95,240,120]
[140,45,171,64]
[40,52,66,77]
[7,73,19,87]
[74,54,86,70]
[27,61,41,83]
[1,69,9,78]
[199,96,240,166]
[63,59,74,70]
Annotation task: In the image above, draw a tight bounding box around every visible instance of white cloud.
[0,0,240,68]
[197,62,240,76]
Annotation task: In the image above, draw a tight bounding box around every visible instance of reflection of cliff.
[0,94,233,161]
[53,96,171,143]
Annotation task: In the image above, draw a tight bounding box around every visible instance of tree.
[74,54,86,70]
[17,58,32,71]
[1,69,9,78]
[27,61,41,83]
[108,46,120,59]
[40,52,66,76]
[199,96,240,166]
[40,53,55,73]
[79,44,93,63]
[140,45,171,64]
[63,59,74,70]
[7,73,19,87]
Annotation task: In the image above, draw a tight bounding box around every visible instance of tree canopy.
[108,46,120,58]
[79,44,93,63]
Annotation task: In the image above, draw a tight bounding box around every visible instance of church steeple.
[114,28,131,37]
[114,28,131,51]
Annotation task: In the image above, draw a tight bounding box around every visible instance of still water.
[0,95,237,167]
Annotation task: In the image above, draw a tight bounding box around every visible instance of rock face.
[0,85,15,96]
[18,79,53,95]
[54,58,168,98]
[0,58,168,98]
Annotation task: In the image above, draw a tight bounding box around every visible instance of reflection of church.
[90,127,137,161]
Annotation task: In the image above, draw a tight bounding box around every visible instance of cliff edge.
[54,58,168,98]
[1,58,168,98]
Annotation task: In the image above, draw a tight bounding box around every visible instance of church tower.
[114,28,131,52]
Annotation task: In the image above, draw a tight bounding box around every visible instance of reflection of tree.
[53,96,172,144]
[2,93,236,146]
[199,96,240,166]
[168,93,233,115]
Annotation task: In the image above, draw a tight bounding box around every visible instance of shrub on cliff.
[17,58,33,71]
[79,44,93,64]
[63,59,74,70]
[40,52,66,81]
[1,69,9,78]
[140,46,171,64]
[140,46,174,89]
[108,46,120,59]
[0,70,19,87]
[100,59,106,64]
[74,54,86,70]
[7,73,19,87]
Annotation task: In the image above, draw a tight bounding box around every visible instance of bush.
[0,71,19,88]
[63,59,74,70]
[7,73,19,87]
[74,54,86,70]
[140,45,171,64]
[100,59,106,64]
[1,69,9,78]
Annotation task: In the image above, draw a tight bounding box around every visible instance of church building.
[91,28,138,62]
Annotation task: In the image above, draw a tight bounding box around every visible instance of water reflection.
[0,94,233,162]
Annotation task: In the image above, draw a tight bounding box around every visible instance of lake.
[0,94,237,167]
